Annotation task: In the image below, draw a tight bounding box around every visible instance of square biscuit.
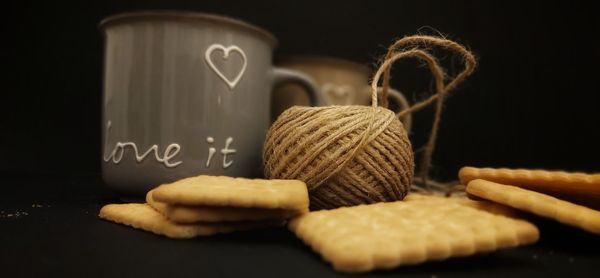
[288,195,539,273]
[152,175,309,211]
[99,203,282,239]
[146,189,304,223]
[459,167,600,208]
[466,179,600,235]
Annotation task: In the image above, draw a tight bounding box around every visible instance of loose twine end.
[370,35,477,191]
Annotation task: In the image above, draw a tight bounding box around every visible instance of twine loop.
[376,35,477,187]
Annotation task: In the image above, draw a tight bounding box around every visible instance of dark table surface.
[2,174,599,278]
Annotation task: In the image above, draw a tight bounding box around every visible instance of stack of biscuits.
[100,175,309,238]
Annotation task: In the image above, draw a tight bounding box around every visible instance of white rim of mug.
[275,55,370,75]
[99,10,278,47]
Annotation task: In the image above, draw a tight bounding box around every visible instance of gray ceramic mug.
[100,11,320,197]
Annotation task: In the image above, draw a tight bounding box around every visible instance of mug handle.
[272,67,323,106]
[363,86,412,133]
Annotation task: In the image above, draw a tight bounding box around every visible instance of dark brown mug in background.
[273,56,412,132]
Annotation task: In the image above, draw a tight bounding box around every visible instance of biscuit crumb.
[0,210,29,219]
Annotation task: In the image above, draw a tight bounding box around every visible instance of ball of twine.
[264,35,476,209]
[265,105,413,209]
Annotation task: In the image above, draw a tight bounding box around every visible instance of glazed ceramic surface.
[100,11,318,196]
[273,56,411,130]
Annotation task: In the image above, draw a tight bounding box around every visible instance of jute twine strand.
[379,35,477,188]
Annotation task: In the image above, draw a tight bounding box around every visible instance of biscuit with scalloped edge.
[99,203,282,239]
[459,167,600,208]
[288,195,538,273]
[146,189,301,223]
[466,179,600,235]
[152,175,309,211]
[404,193,516,217]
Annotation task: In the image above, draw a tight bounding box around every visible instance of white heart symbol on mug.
[204,44,248,90]
[322,83,355,105]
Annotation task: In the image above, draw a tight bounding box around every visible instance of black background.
[3,1,600,277]
[5,0,600,179]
